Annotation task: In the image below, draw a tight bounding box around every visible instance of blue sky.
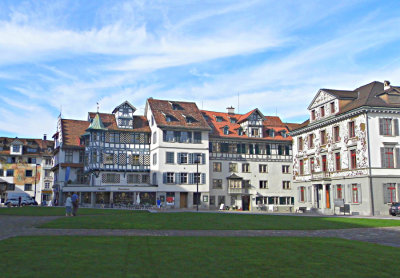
[1,0,400,138]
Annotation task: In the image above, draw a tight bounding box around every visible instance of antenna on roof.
[97,102,100,113]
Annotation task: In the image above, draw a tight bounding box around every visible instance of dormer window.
[12,145,20,152]
[230,118,237,123]
[251,128,259,137]
[122,108,130,115]
[281,130,287,138]
[216,116,223,122]
[165,114,176,122]
[320,106,325,117]
[238,128,243,136]
[268,129,275,138]
[185,116,196,123]
[223,126,229,135]
[171,102,183,111]
[311,110,316,121]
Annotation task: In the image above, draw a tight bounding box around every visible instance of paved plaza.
[1,213,400,248]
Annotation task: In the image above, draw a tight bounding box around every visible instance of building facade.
[291,81,400,216]
[145,98,211,209]
[0,136,53,204]
[202,107,294,211]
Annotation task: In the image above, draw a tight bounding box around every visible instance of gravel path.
[2,215,400,248]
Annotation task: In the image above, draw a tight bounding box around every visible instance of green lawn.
[0,206,145,216]
[1,236,399,278]
[40,212,400,230]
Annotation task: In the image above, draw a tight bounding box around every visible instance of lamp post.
[34,163,39,202]
[195,154,200,212]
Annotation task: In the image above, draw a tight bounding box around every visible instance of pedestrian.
[18,196,22,207]
[71,192,79,216]
[157,198,161,209]
[65,194,72,217]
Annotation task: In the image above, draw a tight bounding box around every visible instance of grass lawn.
[0,206,145,216]
[40,212,400,230]
[1,236,399,278]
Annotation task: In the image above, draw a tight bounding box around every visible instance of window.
[322,155,327,172]
[185,116,196,123]
[27,148,37,153]
[179,153,188,164]
[320,130,326,145]
[180,131,191,143]
[308,134,314,148]
[27,157,37,164]
[283,181,291,190]
[213,162,221,172]
[336,184,343,199]
[45,182,50,189]
[381,147,395,168]
[348,121,355,138]
[210,195,215,206]
[194,132,202,143]
[0,169,3,176]
[223,126,229,135]
[330,102,335,114]
[6,169,14,177]
[130,155,140,166]
[218,196,225,206]
[216,116,223,122]
[12,145,20,152]
[102,173,120,183]
[299,186,305,202]
[7,157,16,163]
[213,179,222,189]
[351,184,360,203]
[153,153,157,165]
[230,118,237,123]
[335,152,341,171]
[152,132,157,144]
[298,137,303,151]
[163,130,175,142]
[251,129,259,137]
[299,159,304,175]
[242,163,250,173]
[268,129,275,138]
[24,184,32,191]
[229,163,237,172]
[180,173,188,184]
[383,183,397,203]
[142,174,150,184]
[350,150,357,169]
[166,172,174,184]
[311,110,316,121]
[320,106,325,117]
[259,164,268,173]
[310,157,315,173]
[194,173,201,184]
[127,174,140,184]
[25,170,33,177]
[282,165,290,173]
[333,126,340,142]
[152,173,157,185]
[65,150,73,163]
[259,180,268,189]
[166,152,174,164]
[266,144,271,155]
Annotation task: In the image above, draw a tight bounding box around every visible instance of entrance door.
[315,185,322,208]
[326,185,331,209]
[242,195,250,211]
[180,193,188,208]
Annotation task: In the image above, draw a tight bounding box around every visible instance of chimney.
[43,134,47,141]
[227,106,235,115]
[384,80,391,90]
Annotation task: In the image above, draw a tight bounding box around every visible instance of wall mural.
[0,158,41,185]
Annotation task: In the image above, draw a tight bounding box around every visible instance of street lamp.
[34,163,39,201]
[195,154,201,212]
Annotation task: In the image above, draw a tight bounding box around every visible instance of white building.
[291,81,400,216]
[145,98,211,209]
[202,107,294,211]
[0,136,53,204]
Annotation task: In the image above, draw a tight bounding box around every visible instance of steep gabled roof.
[201,110,291,141]
[61,119,89,147]
[237,108,265,124]
[87,112,150,132]
[87,113,107,131]
[147,98,211,131]
[112,100,137,114]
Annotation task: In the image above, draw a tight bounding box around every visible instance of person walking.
[71,192,79,216]
[18,196,22,207]
[157,198,161,209]
[65,194,72,217]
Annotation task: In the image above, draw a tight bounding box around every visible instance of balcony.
[228,186,251,195]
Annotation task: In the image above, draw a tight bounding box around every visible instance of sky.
[1,0,400,139]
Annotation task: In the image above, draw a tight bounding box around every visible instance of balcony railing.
[228,186,250,195]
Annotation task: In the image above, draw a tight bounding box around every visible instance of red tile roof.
[61,119,89,148]
[147,98,211,130]
[87,113,150,133]
[0,137,54,155]
[201,110,292,141]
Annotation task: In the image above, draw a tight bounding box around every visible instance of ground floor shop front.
[60,186,210,209]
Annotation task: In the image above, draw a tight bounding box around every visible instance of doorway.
[242,195,250,211]
[180,192,188,208]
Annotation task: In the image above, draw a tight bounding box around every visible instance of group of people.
[65,193,79,217]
